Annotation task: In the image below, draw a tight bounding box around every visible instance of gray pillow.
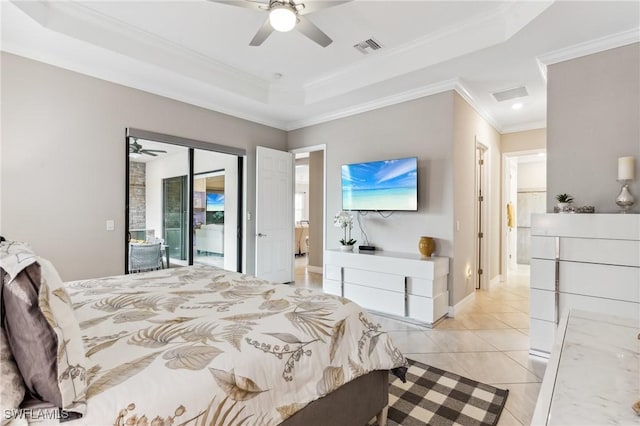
[2,262,61,407]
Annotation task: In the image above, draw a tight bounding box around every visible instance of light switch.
[106,220,115,231]
[456,220,460,232]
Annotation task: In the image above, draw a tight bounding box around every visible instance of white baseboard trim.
[448,292,476,317]
[307,265,322,274]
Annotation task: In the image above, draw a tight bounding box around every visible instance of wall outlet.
[106,220,115,231]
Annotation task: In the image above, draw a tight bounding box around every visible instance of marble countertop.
[533,310,640,425]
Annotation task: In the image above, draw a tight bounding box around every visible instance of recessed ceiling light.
[512,102,523,110]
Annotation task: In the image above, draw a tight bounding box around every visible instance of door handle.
[257,233,267,237]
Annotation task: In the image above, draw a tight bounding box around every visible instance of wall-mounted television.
[341,157,418,211]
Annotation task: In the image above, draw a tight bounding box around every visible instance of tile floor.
[294,259,547,426]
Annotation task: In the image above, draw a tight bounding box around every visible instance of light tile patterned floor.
[294,260,546,426]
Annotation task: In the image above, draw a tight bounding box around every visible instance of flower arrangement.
[333,211,356,246]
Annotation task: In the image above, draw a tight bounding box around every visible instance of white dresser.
[323,249,449,325]
[529,214,640,356]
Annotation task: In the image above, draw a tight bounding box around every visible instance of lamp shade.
[269,6,296,32]
[618,156,635,181]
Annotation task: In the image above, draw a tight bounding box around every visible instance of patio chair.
[129,242,163,273]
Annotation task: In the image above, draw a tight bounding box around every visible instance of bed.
[1,242,406,426]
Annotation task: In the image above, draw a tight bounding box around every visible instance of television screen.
[342,157,418,211]
[206,193,225,212]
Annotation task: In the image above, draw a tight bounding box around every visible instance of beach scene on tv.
[341,157,418,211]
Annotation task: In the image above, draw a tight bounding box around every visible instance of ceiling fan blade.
[250,18,275,46]
[143,149,167,153]
[296,15,332,47]
[141,151,159,157]
[295,0,352,15]
[207,0,266,11]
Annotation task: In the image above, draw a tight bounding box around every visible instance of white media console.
[323,249,450,325]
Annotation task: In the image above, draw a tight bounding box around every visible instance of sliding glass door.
[125,129,245,273]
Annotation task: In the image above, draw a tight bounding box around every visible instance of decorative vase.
[339,244,354,252]
[418,236,435,257]
[557,202,570,213]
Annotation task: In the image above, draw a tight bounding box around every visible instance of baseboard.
[447,292,475,317]
[307,265,322,274]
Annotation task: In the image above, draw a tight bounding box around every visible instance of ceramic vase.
[418,236,435,257]
[340,244,354,252]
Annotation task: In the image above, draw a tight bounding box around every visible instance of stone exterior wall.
[129,161,146,230]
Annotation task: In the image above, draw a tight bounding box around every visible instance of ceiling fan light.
[129,152,141,159]
[269,6,296,32]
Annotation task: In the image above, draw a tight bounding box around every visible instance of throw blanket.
[61,265,406,425]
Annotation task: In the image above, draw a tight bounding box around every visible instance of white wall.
[518,161,546,191]
[547,43,640,212]
[0,52,287,280]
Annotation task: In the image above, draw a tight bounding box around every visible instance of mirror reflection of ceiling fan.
[209,0,352,47]
[129,139,167,157]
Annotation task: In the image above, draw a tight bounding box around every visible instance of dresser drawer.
[531,236,556,260]
[324,264,342,281]
[323,278,342,297]
[406,276,447,297]
[561,237,640,267]
[344,283,405,316]
[343,268,404,292]
[560,262,640,303]
[530,259,555,291]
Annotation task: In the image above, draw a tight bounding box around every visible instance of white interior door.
[255,146,294,283]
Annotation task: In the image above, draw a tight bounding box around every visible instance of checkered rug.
[383,359,509,426]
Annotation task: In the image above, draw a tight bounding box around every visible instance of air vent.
[353,38,383,55]
[492,86,529,102]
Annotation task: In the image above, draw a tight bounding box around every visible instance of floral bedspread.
[61,265,406,425]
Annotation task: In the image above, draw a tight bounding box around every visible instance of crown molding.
[285,79,459,130]
[453,82,502,134]
[538,27,640,68]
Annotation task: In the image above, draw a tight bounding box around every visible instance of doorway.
[291,145,325,289]
[501,150,547,282]
[125,128,245,273]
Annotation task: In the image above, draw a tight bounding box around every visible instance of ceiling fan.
[129,139,167,157]
[210,0,352,47]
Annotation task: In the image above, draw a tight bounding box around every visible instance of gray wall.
[547,43,640,212]
[0,52,287,281]
[288,92,457,292]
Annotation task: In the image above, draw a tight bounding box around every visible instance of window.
[295,192,306,223]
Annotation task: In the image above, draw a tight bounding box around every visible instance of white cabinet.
[529,214,640,357]
[323,249,450,325]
